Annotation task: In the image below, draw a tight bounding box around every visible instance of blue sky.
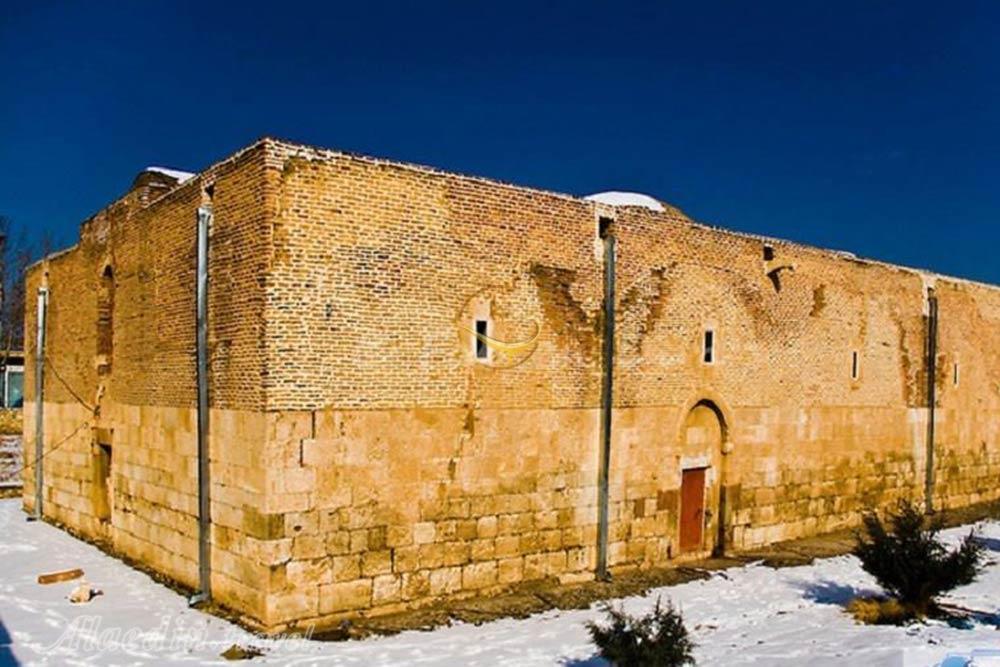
[2,1,999,282]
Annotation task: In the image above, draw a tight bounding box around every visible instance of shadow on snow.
[0,616,19,667]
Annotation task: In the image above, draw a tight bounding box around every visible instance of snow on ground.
[1,498,998,666]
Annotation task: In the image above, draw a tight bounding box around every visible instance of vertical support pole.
[194,207,212,603]
[924,291,938,514]
[716,455,728,557]
[33,287,48,520]
[596,218,615,581]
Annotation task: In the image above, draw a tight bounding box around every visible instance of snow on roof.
[584,191,665,212]
[144,166,195,183]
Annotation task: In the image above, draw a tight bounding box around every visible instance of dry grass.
[0,409,22,435]
[847,597,916,625]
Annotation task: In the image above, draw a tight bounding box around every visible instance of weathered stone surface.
[319,579,372,615]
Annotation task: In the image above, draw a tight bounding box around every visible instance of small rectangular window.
[703,330,715,364]
[851,351,860,381]
[4,367,23,408]
[475,319,488,360]
[598,216,614,239]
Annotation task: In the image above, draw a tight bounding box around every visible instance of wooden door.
[680,467,706,552]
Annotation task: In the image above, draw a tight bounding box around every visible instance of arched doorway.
[678,400,728,555]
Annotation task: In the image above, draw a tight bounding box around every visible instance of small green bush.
[853,501,984,617]
[586,597,695,667]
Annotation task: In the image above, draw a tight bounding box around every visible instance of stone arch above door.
[675,395,733,556]
[675,391,734,455]
[681,401,725,461]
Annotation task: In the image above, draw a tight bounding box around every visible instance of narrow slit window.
[953,362,960,387]
[703,330,715,364]
[97,265,114,374]
[851,351,860,381]
[475,319,488,360]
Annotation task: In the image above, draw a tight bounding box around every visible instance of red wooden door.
[680,468,706,552]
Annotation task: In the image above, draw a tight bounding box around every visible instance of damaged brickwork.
[22,137,1000,632]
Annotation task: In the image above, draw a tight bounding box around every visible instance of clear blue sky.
[2,1,999,283]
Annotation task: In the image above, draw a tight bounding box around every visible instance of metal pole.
[925,292,938,514]
[596,221,615,581]
[192,207,212,605]
[33,287,47,520]
[716,459,728,557]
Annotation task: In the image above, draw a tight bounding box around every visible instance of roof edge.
[31,134,1000,296]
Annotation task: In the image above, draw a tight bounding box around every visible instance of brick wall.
[23,142,277,619]
[933,280,1000,508]
[259,139,1000,628]
[23,137,1000,631]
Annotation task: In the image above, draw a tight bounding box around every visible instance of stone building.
[22,137,1000,631]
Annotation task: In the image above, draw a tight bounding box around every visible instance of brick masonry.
[23,137,1000,631]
